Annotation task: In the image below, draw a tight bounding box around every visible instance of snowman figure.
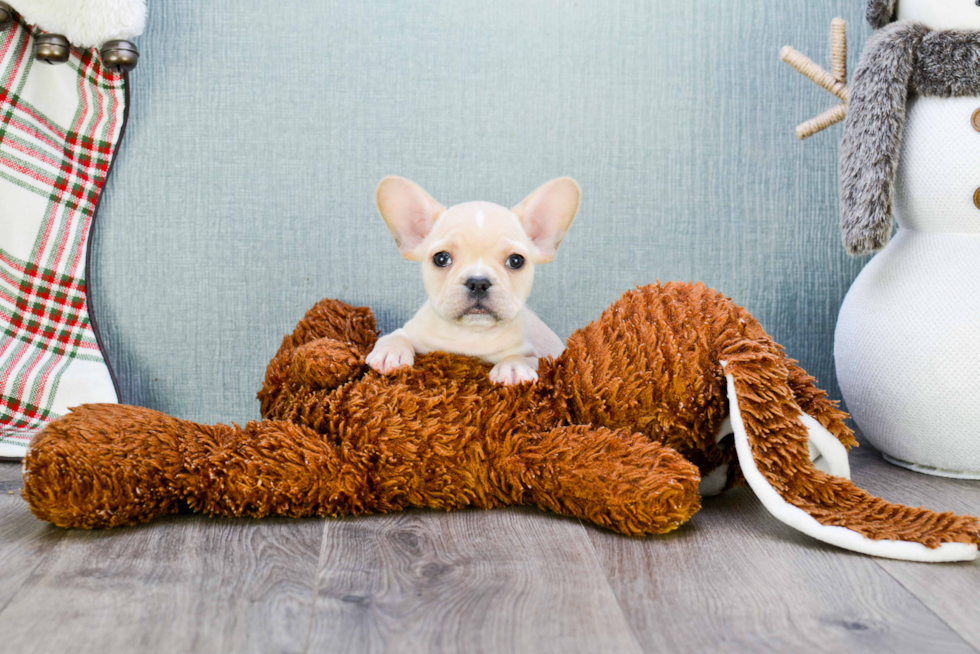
[0,0,145,72]
[834,0,980,478]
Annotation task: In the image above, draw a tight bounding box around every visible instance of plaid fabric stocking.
[0,14,127,458]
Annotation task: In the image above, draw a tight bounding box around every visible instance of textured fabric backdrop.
[90,0,872,424]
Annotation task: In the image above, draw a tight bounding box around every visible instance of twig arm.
[831,17,847,83]
[779,46,849,103]
[780,18,849,139]
[796,104,847,140]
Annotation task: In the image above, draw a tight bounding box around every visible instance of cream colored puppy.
[365,176,580,386]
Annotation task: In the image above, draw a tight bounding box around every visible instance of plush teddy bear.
[22,282,979,562]
[0,0,144,71]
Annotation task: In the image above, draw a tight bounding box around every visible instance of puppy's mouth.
[459,302,499,321]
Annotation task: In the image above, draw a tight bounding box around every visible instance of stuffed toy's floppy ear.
[867,0,897,29]
[722,363,978,562]
[511,178,581,264]
[375,177,446,261]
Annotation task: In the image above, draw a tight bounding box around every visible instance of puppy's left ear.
[511,177,581,263]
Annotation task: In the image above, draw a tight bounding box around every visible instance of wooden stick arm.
[780,46,849,103]
[781,18,849,140]
[831,17,847,83]
[796,104,847,141]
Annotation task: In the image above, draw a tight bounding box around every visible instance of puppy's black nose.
[465,277,492,297]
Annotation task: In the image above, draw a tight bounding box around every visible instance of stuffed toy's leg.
[24,405,702,535]
[185,421,702,536]
[721,340,980,562]
[23,404,187,528]
[497,426,701,536]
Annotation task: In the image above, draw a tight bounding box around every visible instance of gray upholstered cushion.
[91,0,870,423]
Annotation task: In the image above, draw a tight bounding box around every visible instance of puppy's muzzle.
[465,276,492,299]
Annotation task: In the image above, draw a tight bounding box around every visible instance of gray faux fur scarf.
[840,23,980,255]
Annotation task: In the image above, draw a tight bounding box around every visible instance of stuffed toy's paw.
[290,339,367,389]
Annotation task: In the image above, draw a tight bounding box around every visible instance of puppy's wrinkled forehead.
[430,201,527,243]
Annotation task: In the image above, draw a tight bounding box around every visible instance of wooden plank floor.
[0,434,977,654]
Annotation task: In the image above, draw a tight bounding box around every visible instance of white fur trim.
[698,464,729,497]
[0,442,28,458]
[800,413,850,479]
[895,0,980,30]
[726,374,978,563]
[13,0,146,47]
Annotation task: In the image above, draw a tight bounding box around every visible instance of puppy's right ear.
[376,177,446,261]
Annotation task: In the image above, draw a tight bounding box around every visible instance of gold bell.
[0,1,14,28]
[100,40,139,74]
[34,33,71,64]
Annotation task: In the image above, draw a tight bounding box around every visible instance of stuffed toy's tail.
[720,336,980,563]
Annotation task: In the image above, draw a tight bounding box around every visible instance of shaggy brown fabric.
[21,283,980,550]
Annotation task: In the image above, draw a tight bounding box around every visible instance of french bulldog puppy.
[365,176,580,386]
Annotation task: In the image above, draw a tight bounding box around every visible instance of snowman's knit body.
[837,18,980,477]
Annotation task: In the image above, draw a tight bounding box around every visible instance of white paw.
[365,342,414,374]
[489,361,538,386]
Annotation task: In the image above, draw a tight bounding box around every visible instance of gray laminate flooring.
[0,434,977,654]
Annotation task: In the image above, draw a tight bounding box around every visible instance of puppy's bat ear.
[511,177,581,263]
[376,177,446,261]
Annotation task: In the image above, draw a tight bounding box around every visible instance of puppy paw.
[366,342,414,374]
[489,361,539,386]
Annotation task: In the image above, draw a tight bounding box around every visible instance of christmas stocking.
[0,14,128,457]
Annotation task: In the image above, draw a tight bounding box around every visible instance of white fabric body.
[835,95,980,477]
[11,0,146,47]
[894,96,980,234]
[896,0,980,31]
[836,229,980,476]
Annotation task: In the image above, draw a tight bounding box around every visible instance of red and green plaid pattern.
[0,14,126,456]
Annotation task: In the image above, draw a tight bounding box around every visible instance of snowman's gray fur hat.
[867,0,897,28]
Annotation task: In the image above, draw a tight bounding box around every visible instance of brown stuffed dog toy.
[22,282,980,562]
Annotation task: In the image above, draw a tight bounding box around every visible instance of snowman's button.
[975,188,980,211]
[973,108,980,132]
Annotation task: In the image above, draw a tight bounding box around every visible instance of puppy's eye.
[432,251,452,268]
[506,254,526,270]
